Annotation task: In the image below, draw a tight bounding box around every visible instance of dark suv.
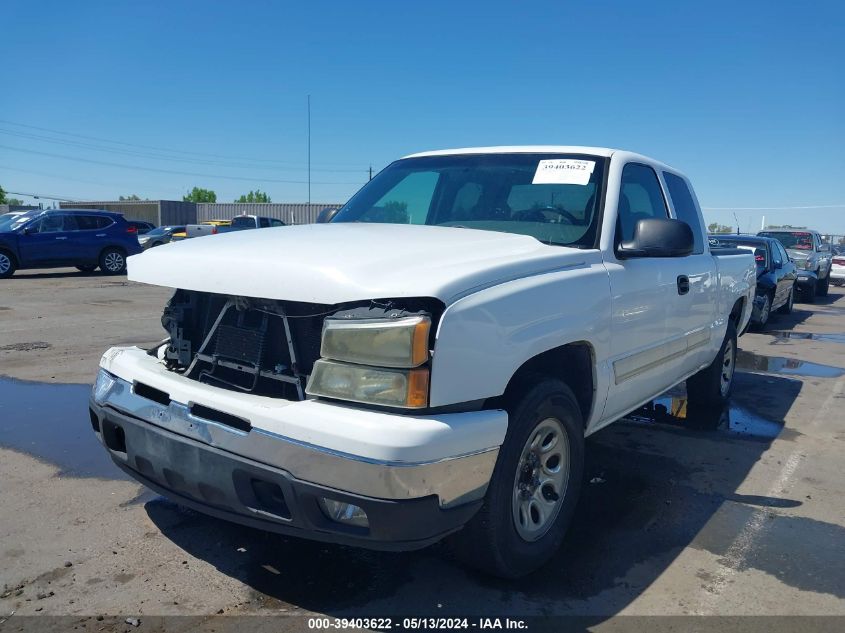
[0,209,142,278]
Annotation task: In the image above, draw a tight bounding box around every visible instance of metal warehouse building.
[58,201,342,226]
[197,203,342,225]
[60,200,197,226]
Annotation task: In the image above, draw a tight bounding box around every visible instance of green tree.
[7,198,24,205]
[235,190,271,203]
[119,194,141,201]
[182,187,217,203]
[0,185,7,204]
[707,222,733,234]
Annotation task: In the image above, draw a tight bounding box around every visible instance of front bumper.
[796,270,818,291]
[90,347,506,549]
[89,400,482,550]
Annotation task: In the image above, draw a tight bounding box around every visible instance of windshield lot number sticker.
[533,159,595,185]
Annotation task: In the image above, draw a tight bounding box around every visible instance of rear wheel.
[754,294,771,330]
[0,250,16,279]
[450,377,584,578]
[777,285,795,314]
[687,320,737,408]
[99,248,126,275]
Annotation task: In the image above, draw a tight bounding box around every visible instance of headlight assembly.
[320,315,430,368]
[306,360,429,408]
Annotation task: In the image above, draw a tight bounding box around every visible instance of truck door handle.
[96,233,106,237]
[55,236,68,240]
[677,275,690,295]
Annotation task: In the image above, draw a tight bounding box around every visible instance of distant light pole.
[307,95,311,207]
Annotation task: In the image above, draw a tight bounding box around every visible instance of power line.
[0,118,366,169]
[0,144,365,186]
[5,190,82,201]
[702,204,845,211]
[0,128,369,174]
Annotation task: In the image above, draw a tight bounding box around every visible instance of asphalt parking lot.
[1,269,844,626]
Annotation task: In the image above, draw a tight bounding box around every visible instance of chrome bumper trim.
[95,376,497,508]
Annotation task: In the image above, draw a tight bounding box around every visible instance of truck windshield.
[333,153,607,248]
[759,231,813,250]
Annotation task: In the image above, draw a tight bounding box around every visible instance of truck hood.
[127,223,588,304]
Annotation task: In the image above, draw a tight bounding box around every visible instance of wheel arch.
[495,341,596,427]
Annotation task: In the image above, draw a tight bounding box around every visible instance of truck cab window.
[617,163,668,243]
[663,172,704,254]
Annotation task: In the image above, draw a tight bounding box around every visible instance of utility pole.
[307,94,311,207]
[369,165,373,181]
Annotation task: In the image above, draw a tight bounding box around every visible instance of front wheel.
[687,320,737,408]
[99,248,127,275]
[0,250,16,279]
[450,377,584,578]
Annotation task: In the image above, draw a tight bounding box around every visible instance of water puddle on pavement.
[736,350,845,378]
[0,376,126,480]
[624,395,783,440]
[766,331,845,345]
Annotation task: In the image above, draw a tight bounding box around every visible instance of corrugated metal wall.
[60,201,161,225]
[59,201,197,226]
[197,203,342,225]
[0,204,40,214]
[159,201,197,226]
[57,201,337,226]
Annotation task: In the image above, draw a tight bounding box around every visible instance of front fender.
[429,253,611,416]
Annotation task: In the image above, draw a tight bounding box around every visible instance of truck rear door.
[661,171,718,374]
[601,163,681,420]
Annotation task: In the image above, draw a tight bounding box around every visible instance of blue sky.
[3,0,844,233]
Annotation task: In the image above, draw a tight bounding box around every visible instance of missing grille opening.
[190,403,251,432]
[133,382,170,406]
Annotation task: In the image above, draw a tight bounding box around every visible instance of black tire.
[752,293,772,331]
[76,265,97,273]
[0,250,16,279]
[98,247,127,275]
[777,284,795,314]
[450,377,585,578]
[687,320,737,408]
[801,280,817,303]
[816,271,829,297]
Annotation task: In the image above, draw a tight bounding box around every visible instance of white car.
[89,147,754,577]
[831,250,845,286]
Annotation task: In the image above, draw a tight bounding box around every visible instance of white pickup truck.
[89,147,754,577]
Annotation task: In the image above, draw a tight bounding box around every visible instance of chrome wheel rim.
[104,252,124,272]
[720,337,735,397]
[512,417,570,542]
[0,253,10,275]
[760,296,770,324]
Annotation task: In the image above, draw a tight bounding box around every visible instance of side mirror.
[774,260,783,269]
[22,225,35,235]
[819,244,830,253]
[617,218,694,258]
